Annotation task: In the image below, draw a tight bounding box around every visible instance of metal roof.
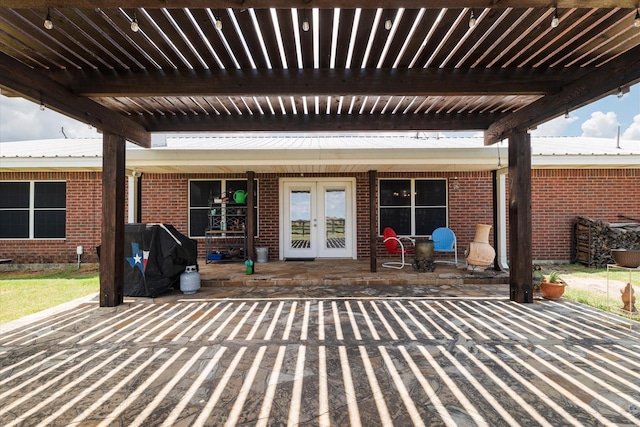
[1,135,638,173]
[2,2,640,147]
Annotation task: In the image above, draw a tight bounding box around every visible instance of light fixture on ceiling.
[215,11,223,30]
[617,86,629,98]
[564,109,570,119]
[635,9,640,27]
[39,92,45,111]
[551,8,559,28]
[130,13,139,32]
[44,8,53,30]
[384,17,393,30]
[469,9,477,28]
[302,10,310,32]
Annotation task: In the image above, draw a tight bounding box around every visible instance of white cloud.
[581,111,619,138]
[532,114,579,137]
[622,113,640,140]
[0,95,99,142]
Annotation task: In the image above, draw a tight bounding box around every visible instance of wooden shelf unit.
[205,201,247,263]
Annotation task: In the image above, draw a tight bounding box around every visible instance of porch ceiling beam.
[64,69,577,98]
[485,45,640,145]
[5,1,637,9]
[135,112,497,133]
[0,52,150,148]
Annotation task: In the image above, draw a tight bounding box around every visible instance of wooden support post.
[369,170,377,272]
[100,132,126,307]
[508,131,533,303]
[246,171,255,261]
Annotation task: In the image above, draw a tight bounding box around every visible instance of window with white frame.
[379,178,447,236]
[0,181,66,239]
[189,179,258,238]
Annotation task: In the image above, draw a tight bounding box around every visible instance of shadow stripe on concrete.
[1,297,639,426]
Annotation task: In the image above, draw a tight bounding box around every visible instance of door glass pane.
[290,190,311,249]
[325,189,345,249]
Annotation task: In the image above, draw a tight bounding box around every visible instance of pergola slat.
[2,2,640,307]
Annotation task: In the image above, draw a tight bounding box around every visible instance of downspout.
[127,170,142,223]
[494,168,509,271]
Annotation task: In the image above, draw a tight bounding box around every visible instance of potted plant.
[539,271,566,300]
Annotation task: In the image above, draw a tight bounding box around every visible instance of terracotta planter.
[539,281,566,300]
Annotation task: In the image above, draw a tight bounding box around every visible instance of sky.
[1,84,640,142]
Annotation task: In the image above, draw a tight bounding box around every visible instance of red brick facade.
[1,169,639,264]
[531,168,640,260]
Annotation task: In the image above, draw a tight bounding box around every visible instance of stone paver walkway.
[1,286,639,426]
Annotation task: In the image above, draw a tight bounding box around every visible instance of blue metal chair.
[431,227,458,265]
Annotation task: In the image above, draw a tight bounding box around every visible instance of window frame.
[188,179,258,238]
[0,180,66,239]
[378,178,448,237]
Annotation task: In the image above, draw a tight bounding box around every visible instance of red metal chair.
[382,227,415,269]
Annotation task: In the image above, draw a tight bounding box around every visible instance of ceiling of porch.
[2,1,640,148]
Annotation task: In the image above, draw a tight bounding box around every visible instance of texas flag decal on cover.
[126,242,149,274]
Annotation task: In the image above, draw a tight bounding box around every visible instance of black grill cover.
[123,223,198,297]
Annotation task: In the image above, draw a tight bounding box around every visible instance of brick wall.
[1,169,639,264]
[140,173,188,231]
[443,171,495,254]
[355,174,371,259]
[255,174,279,260]
[531,169,640,260]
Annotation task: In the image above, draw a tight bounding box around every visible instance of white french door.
[282,179,355,259]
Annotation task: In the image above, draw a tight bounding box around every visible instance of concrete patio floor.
[198,258,509,287]
[1,284,640,426]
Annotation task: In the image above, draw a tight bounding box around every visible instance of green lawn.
[563,286,619,312]
[561,263,637,282]
[0,262,635,325]
[540,263,638,316]
[0,266,99,324]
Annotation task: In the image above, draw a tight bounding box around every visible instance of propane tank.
[180,265,201,294]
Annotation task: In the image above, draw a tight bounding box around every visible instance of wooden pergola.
[2,1,640,306]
